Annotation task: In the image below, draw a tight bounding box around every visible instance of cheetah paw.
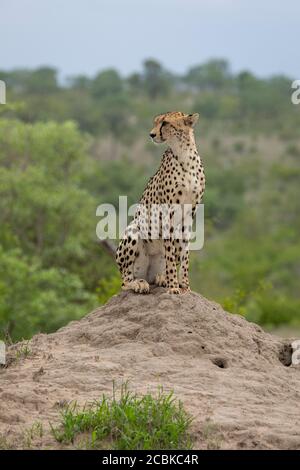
[179,284,191,294]
[154,274,167,287]
[167,287,181,295]
[122,279,150,294]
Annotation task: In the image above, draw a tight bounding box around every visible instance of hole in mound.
[279,343,293,367]
[211,357,228,369]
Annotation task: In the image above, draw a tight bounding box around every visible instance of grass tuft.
[15,341,32,361]
[51,384,193,450]
[202,420,223,450]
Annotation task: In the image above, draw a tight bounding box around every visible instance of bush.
[97,273,121,305]
[51,385,193,450]
[0,246,96,341]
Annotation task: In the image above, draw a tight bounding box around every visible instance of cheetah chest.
[172,165,205,206]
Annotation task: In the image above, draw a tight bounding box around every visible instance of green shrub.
[96,273,121,305]
[245,293,300,328]
[51,385,193,450]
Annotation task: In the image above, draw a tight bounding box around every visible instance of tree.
[185,59,231,91]
[26,67,59,94]
[142,59,170,99]
[127,72,143,94]
[0,119,104,294]
[91,69,123,99]
[0,247,96,341]
[67,74,91,91]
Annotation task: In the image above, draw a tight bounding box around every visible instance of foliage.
[91,69,123,99]
[185,59,231,91]
[97,273,121,305]
[0,57,299,338]
[51,385,193,450]
[0,246,96,341]
[3,57,298,136]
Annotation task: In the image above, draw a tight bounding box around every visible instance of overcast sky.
[0,0,299,79]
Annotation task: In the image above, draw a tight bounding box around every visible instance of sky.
[0,0,299,79]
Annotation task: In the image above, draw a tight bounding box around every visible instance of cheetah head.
[149,111,199,145]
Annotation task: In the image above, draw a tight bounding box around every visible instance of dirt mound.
[0,288,299,449]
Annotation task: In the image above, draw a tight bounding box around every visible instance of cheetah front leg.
[164,239,180,294]
[176,205,195,293]
[178,240,191,294]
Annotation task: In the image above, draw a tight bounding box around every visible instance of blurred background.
[0,0,299,341]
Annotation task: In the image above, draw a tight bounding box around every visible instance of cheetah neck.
[169,133,201,171]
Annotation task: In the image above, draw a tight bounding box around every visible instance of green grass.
[23,421,44,449]
[201,420,223,450]
[15,341,32,361]
[0,435,15,450]
[51,384,193,450]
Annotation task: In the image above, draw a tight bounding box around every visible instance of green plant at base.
[51,385,193,450]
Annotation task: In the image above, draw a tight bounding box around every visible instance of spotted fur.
[116,111,205,294]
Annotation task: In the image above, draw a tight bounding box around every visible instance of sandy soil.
[0,288,299,450]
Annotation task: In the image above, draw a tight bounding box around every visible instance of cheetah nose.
[149,132,156,139]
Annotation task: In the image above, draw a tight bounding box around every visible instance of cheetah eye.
[161,120,167,127]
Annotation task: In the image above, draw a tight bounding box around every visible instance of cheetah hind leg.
[121,239,150,294]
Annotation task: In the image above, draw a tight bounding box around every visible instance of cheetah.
[116,111,205,294]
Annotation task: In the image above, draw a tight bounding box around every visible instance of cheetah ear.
[184,113,199,127]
